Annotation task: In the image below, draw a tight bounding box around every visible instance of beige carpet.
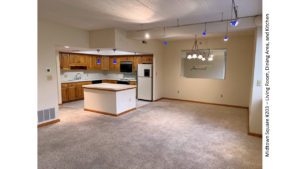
[38,100,262,169]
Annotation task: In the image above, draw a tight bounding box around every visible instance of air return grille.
[38,108,55,123]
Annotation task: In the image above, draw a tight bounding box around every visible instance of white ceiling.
[38,0,262,31]
[55,45,151,55]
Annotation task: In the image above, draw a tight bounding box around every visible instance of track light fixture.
[224,20,229,41]
[113,49,116,64]
[163,27,167,45]
[230,0,239,27]
[145,32,149,38]
[203,23,206,35]
[231,20,239,26]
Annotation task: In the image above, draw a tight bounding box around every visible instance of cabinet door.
[109,57,120,70]
[69,54,79,64]
[69,54,87,64]
[141,56,149,62]
[95,56,101,70]
[133,56,141,71]
[68,86,77,100]
[76,85,84,99]
[149,56,153,62]
[60,54,70,70]
[101,57,109,70]
[129,81,137,85]
[87,56,95,70]
[79,55,87,64]
[127,56,134,61]
[61,86,69,102]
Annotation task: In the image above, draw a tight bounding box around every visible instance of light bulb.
[65,46,69,48]
[164,41,167,45]
[192,54,197,58]
[145,33,149,38]
[210,55,214,58]
[198,55,203,59]
[208,58,213,61]
[202,31,206,35]
[202,58,206,61]
[224,36,228,41]
[231,20,239,26]
[187,55,192,59]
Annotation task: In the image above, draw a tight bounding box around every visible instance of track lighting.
[145,32,149,38]
[231,20,239,26]
[203,23,206,35]
[198,55,203,59]
[202,58,206,61]
[224,36,228,41]
[163,28,167,45]
[187,55,192,59]
[208,57,213,61]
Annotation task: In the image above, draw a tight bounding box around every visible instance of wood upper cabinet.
[95,56,101,70]
[60,54,70,70]
[120,56,133,61]
[133,56,141,71]
[109,57,120,70]
[101,56,109,70]
[69,54,87,66]
[141,56,153,63]
[87,55,95,70]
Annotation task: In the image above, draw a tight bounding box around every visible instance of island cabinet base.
[83,88,136,116]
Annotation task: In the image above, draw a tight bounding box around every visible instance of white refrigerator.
[137,64,153,101]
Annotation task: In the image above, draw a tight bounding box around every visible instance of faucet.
[74,73,82,80]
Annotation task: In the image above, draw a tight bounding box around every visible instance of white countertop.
[82,83,136,90]
[61,78,136,83]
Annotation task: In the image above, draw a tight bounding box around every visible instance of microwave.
[120,62,132,73]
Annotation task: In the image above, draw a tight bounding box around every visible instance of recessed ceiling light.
[65,46,70,48]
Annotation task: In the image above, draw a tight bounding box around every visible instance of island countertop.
[82,83,136,91]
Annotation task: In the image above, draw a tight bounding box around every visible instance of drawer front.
[129,81,137,85]
[77,81,92,86]
[61,84,68,88]
[109,80,117,84]
[68,83,77,87]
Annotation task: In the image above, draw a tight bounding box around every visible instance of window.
[181,49,226,79]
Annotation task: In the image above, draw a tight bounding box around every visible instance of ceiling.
[55,45,151,55]
[38,0,262,31]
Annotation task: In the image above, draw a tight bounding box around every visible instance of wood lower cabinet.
[61,81,92,103]
[129,81,136,85]
[109,80,117,84]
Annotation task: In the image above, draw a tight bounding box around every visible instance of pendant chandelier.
[187,35,214,61]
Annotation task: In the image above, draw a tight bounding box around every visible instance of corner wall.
[249,27,263,134]
[38,20,89,123]
[162,36,255,107]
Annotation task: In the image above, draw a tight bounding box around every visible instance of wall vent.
[38,108,55,123]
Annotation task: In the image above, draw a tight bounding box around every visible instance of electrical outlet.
[64,74,67,78]
[221,95,223,98]
[156,72,157,75]
[178,91,179,93]
[47,75,52,81]
[87,74,88,77]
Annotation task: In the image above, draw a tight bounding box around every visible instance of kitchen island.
[82,83,137,116]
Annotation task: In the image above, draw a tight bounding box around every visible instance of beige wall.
[38,20,89,122]
[162,36,254,107]
[249,27,263,134]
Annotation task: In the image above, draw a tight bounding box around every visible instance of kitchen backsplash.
[60,70,136,81]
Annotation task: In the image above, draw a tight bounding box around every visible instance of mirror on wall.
[181,49,227,79]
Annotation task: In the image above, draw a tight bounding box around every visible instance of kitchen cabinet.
[141,56,153,63]
[95,56,101,70]
[69,54,87,66]
[133,56,141,71]
[87,55,95,70]
[101,56,109,70]
[61,81,92,103]
[120,56,133,61]
[61,84,69,102]
[109,80,117,84]
[109,57,120,70]
[60,53,70,70]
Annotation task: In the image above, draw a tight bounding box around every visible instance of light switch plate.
[257,80,261,86]
[47,75,52,81]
